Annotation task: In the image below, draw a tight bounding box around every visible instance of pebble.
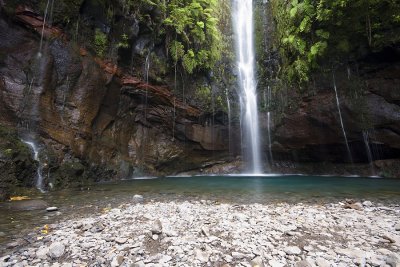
[363,200,373,207]
[251,256,264,267]
[48,242,65,258]
[269,259,285,267]
[1,200,399,267]
[295,259,313,267]
[151,219,163,234]
[315,258,330,267]
[132,195,144,203]
[115,238,127,244]
[46,207,59,212]
[36,246,48,259]
[284,246,301,255]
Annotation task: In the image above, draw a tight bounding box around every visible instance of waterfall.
[233,0,262,173]
[226,91,232,156]
[332,72,353,163]
[38,0,50,57]
[22,140,45,192]
[267,111,273,164]
[144,52,150,121]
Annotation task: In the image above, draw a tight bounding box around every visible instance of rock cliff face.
[1,1,400,198]
[271,56,400,175]
[0,9,234,194]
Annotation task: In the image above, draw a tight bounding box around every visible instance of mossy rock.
[0,125,37,201]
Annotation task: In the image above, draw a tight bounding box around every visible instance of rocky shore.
[1,199,400,267]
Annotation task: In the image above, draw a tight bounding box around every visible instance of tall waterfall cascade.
[233,0,262,173]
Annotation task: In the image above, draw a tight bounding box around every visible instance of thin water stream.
[332,72,353,162]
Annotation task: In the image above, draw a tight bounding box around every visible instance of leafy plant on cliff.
[270,0,400,84]
[94,29,108,58]
[163,0,222,74]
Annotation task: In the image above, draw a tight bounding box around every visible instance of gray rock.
[48,242,65,258]
[395,223,400,231]
[303,245,313,252]
[284,246,301,255]
[385,253,400,267]
[46,207,58,212]
[132,195,144,203]
[36,246,49,259]
[152,234,159,241]
[151,219,163,235]
[90,222,105,233]
[115,238,127,245]
[194,248,211,263]
[295,260,313,267]
[201,226,210,237]
[268,260,285,267]
[133,261,145,267]
[362,201,373,207]
[344,202,364,211]
[111,255,124,267]
[315,258,330,267]
[251,256,264,267]
[232,251,246,259]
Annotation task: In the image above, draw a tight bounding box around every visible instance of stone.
[201,226,210,237]
[91,222,105,233]
[315,258,330,267]
[335,248,366,260]
[194,248,211,263]
[395,223,400,231]
[251,256,264,267]
[284,246,302,255]
[46,207,59,212]
[382,233,400,244]
[268,260,285,267]
[151,219,163,235]
[152,234,159,241]
[303,245,313,252]
[132,195,144,203]
[295,260,313,267]
[36,246,49,259]
[48,242,65,258]
[115,238,127,245]
[344,202,363,211]
[133,261,145,267]
[385,253,400,267]
[362,201,373,207]
[232,252,246,259]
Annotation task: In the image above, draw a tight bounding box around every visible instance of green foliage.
[120,0,222,74]
[117,34,130,49]
[163,0,222,73]
[270,0,400,84]
[94,29,108,57]
[195,85,212,109]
